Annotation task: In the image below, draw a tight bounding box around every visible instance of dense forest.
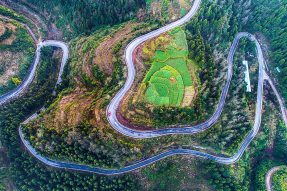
[248,0,287,101]
[14,0,146,36]
[273,121,287,160]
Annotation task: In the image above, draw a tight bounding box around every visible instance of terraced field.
[142,28,195,106]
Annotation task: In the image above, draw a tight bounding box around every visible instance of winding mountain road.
[2,0,287,176]
[0,40,68,106]
[18,31,276,175]
[106,0,286,139]
[107,0,202,138]
[107,30,264,138]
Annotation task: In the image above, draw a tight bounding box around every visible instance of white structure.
[276,67,281,73]
[243,60,252,92]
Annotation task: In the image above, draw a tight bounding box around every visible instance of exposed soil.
[150,2,162,18]
[0,21,17,45]
[92,22,140,75]
[0,51,23,85]
[116,110,153,131]
[182,86,196,107]
[47,23,62,40]
[41,88,95,131]
[179,0,191,10]
[0,24,5,35]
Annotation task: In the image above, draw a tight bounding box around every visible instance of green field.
[142,28,193,106]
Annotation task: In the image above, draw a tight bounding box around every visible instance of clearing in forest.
[141,28,195,107]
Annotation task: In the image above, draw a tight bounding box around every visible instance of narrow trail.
[1,0,286,176]
[0,0,47,40]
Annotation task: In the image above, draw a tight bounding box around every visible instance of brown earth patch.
[179,0,191,10]
[0,23,5,35]
[0,51,23,85]
[170,76,176,84]
[181,86,196,107]
[41,89,95,131]
[91,96,113,129]
[92,22,140,75]
[0,21,17,45]
[116,109,153,130]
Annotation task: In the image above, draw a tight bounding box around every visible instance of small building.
[243,61,252,92]
[276,67,281,73]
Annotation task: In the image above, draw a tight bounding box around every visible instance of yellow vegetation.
[11,76,21,85]
[142,33,170,59]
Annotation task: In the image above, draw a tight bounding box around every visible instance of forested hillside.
[248,0,287,101]
[14,0,146,36]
